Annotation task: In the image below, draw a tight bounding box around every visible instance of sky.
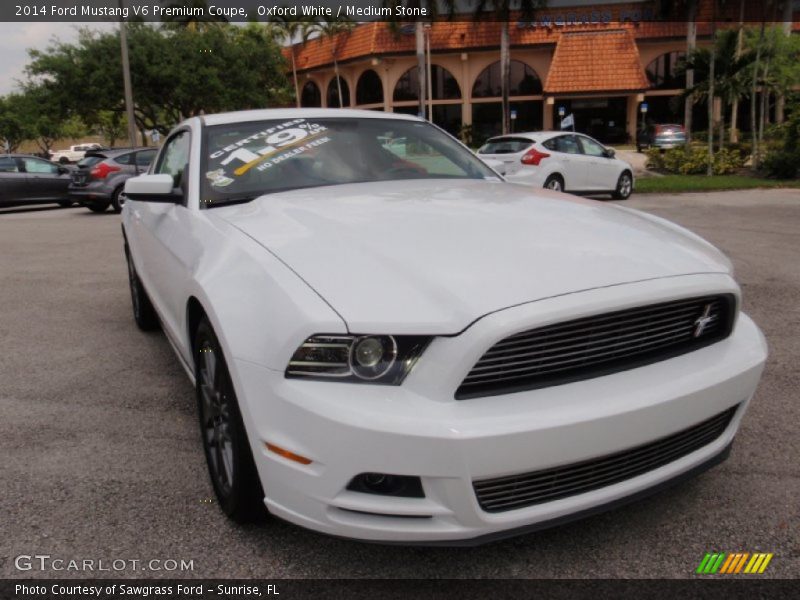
[0,22,115,96]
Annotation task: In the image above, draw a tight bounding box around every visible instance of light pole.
[424,22,432,122]
[119,0,137,147]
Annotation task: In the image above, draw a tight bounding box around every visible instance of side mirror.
[604,147,616,158]
[125,174,182,203]
[58,166,70,175]
[481,158,506,176]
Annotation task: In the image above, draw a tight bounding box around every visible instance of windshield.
[201,117,497,206]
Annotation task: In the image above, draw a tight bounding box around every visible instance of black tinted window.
[78,155,106,168]
[479,137,534,154]
[0,157,18,172]
[544,136,580,154]
[136,149,157,167]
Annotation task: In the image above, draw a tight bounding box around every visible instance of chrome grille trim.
[456,295,734,399]
[473,406,737,513]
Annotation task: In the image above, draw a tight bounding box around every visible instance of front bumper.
[231,274,767,543]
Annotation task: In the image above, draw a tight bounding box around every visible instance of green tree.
[94,110,128,147]
[0,93,34,152]
[25,24,290,135]
[17,84,84,155]
[270,16,314,108]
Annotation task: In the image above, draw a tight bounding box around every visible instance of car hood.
[215,180,731,333]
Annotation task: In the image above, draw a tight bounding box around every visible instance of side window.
[0,157,19,172]
[22,158,59,174]
[136,149,157,168]
[156,131,191,186]
[579,136,607,157]
[115,153,133,165]
[544,136,580,154]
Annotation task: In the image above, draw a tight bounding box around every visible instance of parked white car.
[122,109,766,544]
[477,131,634,199]
[49,143,104,164]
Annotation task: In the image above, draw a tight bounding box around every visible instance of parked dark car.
[0,154,74,209]
[637,124,687,152]
[69,147,157,213]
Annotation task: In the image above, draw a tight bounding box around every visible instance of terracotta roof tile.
[287,0,799,74]
[544,29,648,93]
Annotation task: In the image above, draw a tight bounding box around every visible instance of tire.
[543,174,565,192]
[87,201,111,213]
[111,186,125,213]
[58,157,69,164]
[125,247,159,331]
[612,171,633,200]
[194,317,265,523]
[636,144,643,153]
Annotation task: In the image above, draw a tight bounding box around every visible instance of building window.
[646,52,686,90]
[300,81,321,107]
[356,70,384,105]
[393,65,461,102]
[327,76,350,108]
[472,60,542,98]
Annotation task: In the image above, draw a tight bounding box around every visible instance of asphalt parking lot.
[1,189,798,579]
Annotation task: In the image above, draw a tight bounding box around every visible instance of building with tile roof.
[286,0,798,144]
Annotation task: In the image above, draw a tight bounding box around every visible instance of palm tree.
[473,1,545,135]
[684,0,698,146]
[306,18,355,108]
[729,0,746,143]
[681,29,753,153]
[271,17,313,108]
[775,0,793,123]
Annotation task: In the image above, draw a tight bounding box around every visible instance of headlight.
[285,334,430,385]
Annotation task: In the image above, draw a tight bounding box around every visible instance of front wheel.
[612,171,633,200]
[543,174,564,192]
[111,187,125,213]
[194,317,265,523]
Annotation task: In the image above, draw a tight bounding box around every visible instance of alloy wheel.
[198,343,235,497]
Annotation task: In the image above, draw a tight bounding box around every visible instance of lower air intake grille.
[473,406,737,513]
[457,295,735,399]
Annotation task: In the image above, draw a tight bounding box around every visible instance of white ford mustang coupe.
[122,109,766,544]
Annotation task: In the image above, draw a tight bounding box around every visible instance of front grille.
[473,406,737,513]
[456,295,734,399]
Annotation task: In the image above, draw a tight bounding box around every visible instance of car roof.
[486,131,595,143]
[200,108,423,127]
[1,153,54,160]
[85,146,155,158]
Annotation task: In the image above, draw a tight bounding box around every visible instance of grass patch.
[636,174,800,194]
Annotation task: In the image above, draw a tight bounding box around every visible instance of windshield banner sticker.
[207,119,330,185]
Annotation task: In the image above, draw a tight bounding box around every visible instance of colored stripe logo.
[696,552,773,574]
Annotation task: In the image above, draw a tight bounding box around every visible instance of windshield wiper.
[203,195,258,208]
